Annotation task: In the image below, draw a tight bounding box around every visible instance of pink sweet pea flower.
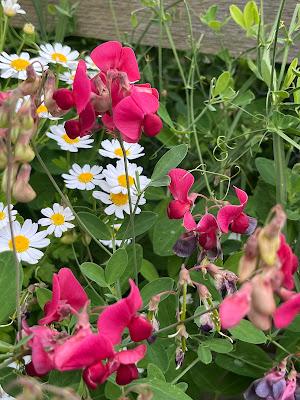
[90,41,140,82]
[277,234,298,290]
[97,279,153,344]
[217,186,257,234]
[23,322,59,375]
[167,168,196,219]
[273,293,300,329]
[39,268,88,325]
[184,212,220,256]
[113,85,162,142]
[219,282,253,329]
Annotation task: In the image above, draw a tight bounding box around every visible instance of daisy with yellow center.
[38,203,75,238]
[1,0,26,17]
[93,181,146,219]
[39,43,79,68]
[15,95,59,120]
[99,139,144,160]
[0,52,43,80]
[101,159,150,195]
[0,219,50,264]
[59,70,76,85]
[62,163,103,191]
[47,124,94,152]
[0,202,17,229]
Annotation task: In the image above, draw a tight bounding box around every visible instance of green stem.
[273,132,287,205]
[118,136,138,285]
[0,15,8,52]
[109,0,121,41]
[171,356,199,384]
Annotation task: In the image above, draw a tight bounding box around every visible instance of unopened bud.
[1,163,18,192]
[0,107,9,128]
[258,228,281,266]
[23,23,35,35]
[17,101,35,131]
[248,308,272,331]
[15,143,35,163]
[251,275,276,316]
[81,232,91,246]
[44,71,65,117]
[60,230,78,245]
[19,65,41,96]
[12,164,36,203]
[238,234,259,281]
[179,265,193,286]
[0,142,7,169]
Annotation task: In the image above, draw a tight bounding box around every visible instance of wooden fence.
[15,0,299,58]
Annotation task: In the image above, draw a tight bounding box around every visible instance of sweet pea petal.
[168,168,194,203]
[273,294,300,329]
[73,60,91,114]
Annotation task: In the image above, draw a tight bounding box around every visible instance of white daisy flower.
[62,164,103,191]
[38,43,79,68]
[46,124,94,152]
[0,203,17,229]
[1,0,26,17]
[16,95,59,120]
[59,69,76,85]
[93,181,146,219]
[100,223,131,248]
[0,52,43,80]
[38,203,75,238]
[0,219,50,264]
[101,159,150,195]
[99,139,144,160]
[85,55,99,77]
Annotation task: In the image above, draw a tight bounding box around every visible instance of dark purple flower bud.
[173,232,197,258]
[175,348,185,369]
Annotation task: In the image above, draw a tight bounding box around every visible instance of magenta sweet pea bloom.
[273,293,300,329]
[97,279,153,344]
[184,212,219,251]
[113,85,162,143]
[167,168,196,219]
[217,186,257,234]
[278,234,298,290]
[39,268,88,325]
[90,41,140,82]
[219,282,252,329]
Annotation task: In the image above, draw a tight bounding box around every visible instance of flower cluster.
[168,168,257,261]
[50,41,163,142]
[219,205,299,331]
[24,268,153,388]
[244,359,298,400]
[93,139,149,220]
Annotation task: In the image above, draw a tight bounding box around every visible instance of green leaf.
[197,344,212,364]
[293,77,300,103]
[201,5,218,24]
[223,251,243,274]
[130,12,138,28]
[105,248,128,285]
[153,215,184,256]
[255,157,276,185]
[120,244,143,286]
[229,319,267,344]
[146,341,169,372]
[158,103,175,128]
[48,369,82,390]
[229,4,246,29]
[80,262,107,287]
[129,378,193,400]
[213,71,231,97]
[243,1,259,30]
[116,211,158,239]
[141,277,174,306]
[283,57,298,89]
[147,363,166,381]
[0,252,23,323]
[140,259,159,282]
[77,212,111,240]
[205,338,233,353]
[261,50,272,87]
[36,287,52,309]
[151,144,188,184]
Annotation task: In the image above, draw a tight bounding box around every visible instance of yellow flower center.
[51,213,65,226]
[114,148,130,157]
[10,58,30,71]
[9,235,30,253]
[110,192,128,206]
[36,104,48,114]
[51,53,67,63]
[117,174,134,188]
[62,134,79,144]
[78,172,93,183]
[4,7,17,17]
[0,211,5,220]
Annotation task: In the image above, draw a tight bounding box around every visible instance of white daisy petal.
[38,204,75,238]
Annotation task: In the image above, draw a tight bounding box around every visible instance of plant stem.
[109,0,121,41]
[118,136,138,285]
[171,356,200,384]
[0,15,8,52]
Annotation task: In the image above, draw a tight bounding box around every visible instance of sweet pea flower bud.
[248,308,272,331]
[179,265,193,287]
[19,65,41,96]
[12,164,36,203]
[23,23,35,35]
[239,232,259,280]
[15,143,35,163]
[44,71,66,117]
[251,275,276,316]
[0,142,7,169]
[1,163,18,193]
[0,107,9,128]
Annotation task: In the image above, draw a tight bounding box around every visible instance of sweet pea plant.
[1,0,300,399]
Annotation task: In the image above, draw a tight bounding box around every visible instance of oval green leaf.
[105,248,128,285]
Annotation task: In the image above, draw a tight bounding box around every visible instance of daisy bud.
[23,23,35,35]
[81,232,91,246]
[238,233,258,281]
[12,164,36,203]
[60,231,78,245]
